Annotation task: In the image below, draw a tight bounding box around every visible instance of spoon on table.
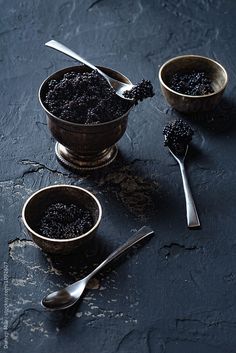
[168,145,200,228]
[45,40,135,100]
[41,226,154,311]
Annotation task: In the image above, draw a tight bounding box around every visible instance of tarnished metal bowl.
[159,55,228,113]
[39,65,134,171]
[22,185,102,254]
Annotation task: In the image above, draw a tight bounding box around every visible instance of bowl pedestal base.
[55,142,118,171]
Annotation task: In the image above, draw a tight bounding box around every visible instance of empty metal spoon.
[45,40,135,100]
[41,226,154,310]
[169,145,200,228]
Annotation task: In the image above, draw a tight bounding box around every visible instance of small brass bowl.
[22,185,102,254]
[159,55,228,113]
[39,65,134,171]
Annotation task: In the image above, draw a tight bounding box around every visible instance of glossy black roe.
[169,71,214,96]
[44,70,133,124]
[38,203,94,239]
[163,119,194,155]
[124,79,155,101]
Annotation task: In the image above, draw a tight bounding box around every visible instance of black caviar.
[168,71,214,96]
[163,119,194,155]
[44,70,154,124]
[123,79,155,101]
[38,203,94,239]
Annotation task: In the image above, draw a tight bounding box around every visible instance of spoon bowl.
[42,281,86,310]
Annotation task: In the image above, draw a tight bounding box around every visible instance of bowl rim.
[22,184,102,243]
[38,65,134,127]
[159,54,228,98]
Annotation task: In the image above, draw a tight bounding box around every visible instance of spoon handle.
[179,161,200,228]
[86,226,154,280]
[45,40,107,79]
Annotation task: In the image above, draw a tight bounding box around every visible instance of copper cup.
[39,65,134,171]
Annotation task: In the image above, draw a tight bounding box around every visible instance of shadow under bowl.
[159,55,228,113]
[39,65,134,171]
[22,185,102,254]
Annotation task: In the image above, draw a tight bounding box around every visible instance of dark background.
[1,0,236,352]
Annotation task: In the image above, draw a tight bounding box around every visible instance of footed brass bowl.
[39,65,134,171]
[22,185,102,254]
[159,55,228,113]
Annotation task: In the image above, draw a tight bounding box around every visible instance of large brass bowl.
[39,65,134,170]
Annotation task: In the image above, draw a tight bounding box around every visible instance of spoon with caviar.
[163,120,200,228]
[41,226,154,310]
[45,40,154,101]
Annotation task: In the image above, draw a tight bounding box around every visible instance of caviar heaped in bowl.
[44,71,154,125]
[38,202,94,240]
[44,70,132,125]
[168,71,214,96]
[39,65,153,170]
[159,55,228,113]
[22,185,102,254]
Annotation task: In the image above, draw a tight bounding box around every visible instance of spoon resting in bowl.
[45,40,135,100]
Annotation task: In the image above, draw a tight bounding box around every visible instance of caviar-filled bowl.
[39,65,134,171]
[22,185,102,254]
[159,55,228,113]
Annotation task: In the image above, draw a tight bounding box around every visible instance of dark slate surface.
[1,0,236,352]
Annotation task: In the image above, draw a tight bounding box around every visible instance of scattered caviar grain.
[168,71,214,96]
[163,119,194,155]
[38,203,94,239]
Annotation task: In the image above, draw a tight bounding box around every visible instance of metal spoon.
[45,40,135,100]
[169,145,200,228]
[41,226,154,310]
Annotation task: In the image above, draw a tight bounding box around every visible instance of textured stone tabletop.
[1,1,236,352]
